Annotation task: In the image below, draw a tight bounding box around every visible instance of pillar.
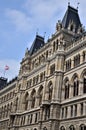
[67,106,71,118]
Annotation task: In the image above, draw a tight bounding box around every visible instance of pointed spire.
[68,0,70,6]
[77,2,80,9]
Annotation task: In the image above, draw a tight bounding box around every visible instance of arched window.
[73,75,79,96]
[38,86,43,106]
[83,74,86,93]
[64,79,70,99]
[80,124,86,130]
[48,82,53,101]
[56,39,58,50]
[83,51,85,62]
[46,106,50,120]
[71,105,73,117]
[34,128,37,130]
[66,59,71,71]
[53,41,56,52]
[24,92,29,110]
[74,104,77,116]
[60,126,65,130]
[70,24,74,31]
[80,103,83,115]
[43,127,47,130]
[46,51,48,58]
[69,125,75,130]
[31,89,36,108]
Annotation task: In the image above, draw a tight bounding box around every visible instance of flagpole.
[3,65,9,77]
[3,69,6,77]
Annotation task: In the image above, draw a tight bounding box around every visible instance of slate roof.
[62,5,81,32]
[0,77,7,90]
[29,35,45,55]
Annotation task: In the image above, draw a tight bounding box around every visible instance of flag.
[5,65,9,70]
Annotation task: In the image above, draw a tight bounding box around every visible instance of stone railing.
[65,34,86,51]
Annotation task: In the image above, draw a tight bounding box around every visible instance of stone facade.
[0,5,86,130]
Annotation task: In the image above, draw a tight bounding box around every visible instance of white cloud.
[5,0,67,35]
[5,9,32,32]
[0,59,20,81]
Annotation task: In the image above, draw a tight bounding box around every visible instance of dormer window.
[70,24,74,31]
[68,21,75,32]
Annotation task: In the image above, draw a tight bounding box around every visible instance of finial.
[68,0,70,6]
[36,28,39,35]
[44,32,46,39]
[77,2,80,9]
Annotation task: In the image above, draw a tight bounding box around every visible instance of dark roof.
[0,77,17,90]
[29,35,45,55]
[0,77,7,90]
[62,5,81,32]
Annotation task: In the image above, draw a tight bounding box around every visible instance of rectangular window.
[81,103,83,115]
[74,105,77,116]
[71,106,73,117]
[61,108,64,119]
[65,107,68,118]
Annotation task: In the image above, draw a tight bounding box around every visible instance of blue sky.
[0,0,86,81]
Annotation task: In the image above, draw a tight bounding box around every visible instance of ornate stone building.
[0,5,86,130]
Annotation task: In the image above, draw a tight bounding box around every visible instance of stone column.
[67,106,71,118]
[42,77,49,103]
[71,57,74,69]
[77,103,81,116]
[80,51,83,64]
[69,84,73,98]
[27,98,32,110]
[25,115,28,125]
[55,57,59,70]
[73,105,75,117]
[35,95,40,107]
[52,72,63,102]
[64,107,66,119]
[79,79,83,95]
[50,105,53,119]
[83,102,86,115]
[46,62,50,76]
[85,51,86,61]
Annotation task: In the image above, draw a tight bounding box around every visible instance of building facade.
[0,5,86,130]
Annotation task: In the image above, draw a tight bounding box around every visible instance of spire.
[29,35,45,55]
[62,5,82,33]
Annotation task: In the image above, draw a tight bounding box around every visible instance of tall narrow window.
[81,103,83,115]
[69,125,75,130]
[74,105,77,116]
[48,82,53,101]
[83,51,85,62]
[30,114,33,124]
[53,42,55,52]
[65,107,68,118]
[61,108,64,119]
[83,76,86,93]
[45,106,50,120]
[65,80,69,99]
[31,90,36,109]
[71,106,73,117]
[73,77,79,96]
[80,124,86,130]
[50,64,55,75]
[60,126,65,130]
[35,113,38,123]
